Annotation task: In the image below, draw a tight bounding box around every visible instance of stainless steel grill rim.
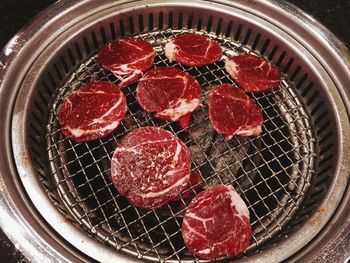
[0,0,346,263]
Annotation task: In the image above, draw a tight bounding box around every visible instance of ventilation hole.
[139,14,144,32]
[289,217,305,228]
[290,65,302,81]
[276,51,287,67]
[168,12,173,28]
[33,99,45,115]
[37,87,50,104]
[301,81,314,97]
[302,200,320,211]
[75,42,83,60]
[33,158,45,172]
[42,81,53,96]
[129,17,135,35]
[313,176,330,191]
[252,33,261,50]
[317,121,331,135]
[283,57,294,74]
[234,24,242,41]
[215,18,223,35]
[317,165,332,177]
[31,110,43,125]
[314,111,328,124]
[260,39,270,55]
[268,45,278,61]
[40,180,52,193]
[57,205,69,216]
[206,16,213,32]
[48,191,62,204]
[178,13,183,29]
[149,13,154,30]
[242,29,252,45]
[225,20,233,37]
[296,74,308,89]
[306,90,320,106]
[47,73,56,91]
[109,23,116,40]
[32,156,45,171]
[309,188,325,199]
[67,48,76,66]
[83,37,91,54]
[119,20,125,36]
[197,17,203,31]
[91,31,99,49]
[318,154,333,166]
[319,143,333,156]
[29,122,41,136]
[99,27,107,45]
[60,56,69,73]
[53,64,63,81]
[187,13,193,29]
[30,143,42,157]
[158,12,163,30]
[319,131,332,145]
[37,167,47,178]
[37,97,49,115]
[310,101,324,116]
[29,139,41,156]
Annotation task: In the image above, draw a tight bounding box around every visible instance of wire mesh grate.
[46,28,316,261]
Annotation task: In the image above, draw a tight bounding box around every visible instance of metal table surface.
[0,0,349,262]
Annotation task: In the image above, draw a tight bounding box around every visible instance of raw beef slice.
[209,84,263,140]
[97,38,155,88]
[111,126,191,209]
[59,81,127,142]
[172,170,204,202]
[165,33,222,67]
[136,67,201,129]
[182,184,251,260]
[225,53,281,92]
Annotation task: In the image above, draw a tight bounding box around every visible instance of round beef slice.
[97,38,155,88]
[136,67,201,129]
[182,184,251,260]
[111,126,191,209]
[225,53,281,92]
[59,81,127,142]
[165,33,222,67]
[209,84,263,140]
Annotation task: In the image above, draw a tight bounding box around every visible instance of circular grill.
[1,1,349,263]
[47,29,315,261]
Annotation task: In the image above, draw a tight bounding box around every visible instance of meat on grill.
[171,170,204,202]
[209,84,263,140]
[97,38,155,88]
[165,33,222,67]
[182,184,251,260]
[111,126,191,209]
[59,81,127,142]
[136,67,201,129]
[225,53,281,92]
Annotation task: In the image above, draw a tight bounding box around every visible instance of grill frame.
[0,0,347,260]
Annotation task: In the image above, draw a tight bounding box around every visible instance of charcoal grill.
[0,0,349,262]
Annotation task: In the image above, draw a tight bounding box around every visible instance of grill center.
[46,29,316,261]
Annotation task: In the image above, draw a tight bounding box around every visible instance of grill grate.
[46,28,316,261]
